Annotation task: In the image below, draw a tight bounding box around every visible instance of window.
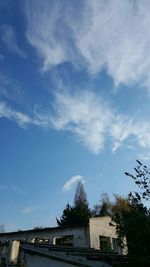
[112,238,122,254]
[99,236,112,252]
[112,238,118,252]
[54,235,73,246]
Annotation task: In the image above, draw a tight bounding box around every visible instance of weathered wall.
[0,226,90,248]
[0,217,126,254]
[25,254,77,267]
[89,217,117,250]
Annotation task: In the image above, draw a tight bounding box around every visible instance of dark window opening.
[55,235,73,246]
[99,236,112,252]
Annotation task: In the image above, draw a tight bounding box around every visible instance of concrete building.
[0,216,122,254]
[0,217,127,267]
[0,240,119,267]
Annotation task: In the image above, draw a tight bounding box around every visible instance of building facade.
[0,216,123,254]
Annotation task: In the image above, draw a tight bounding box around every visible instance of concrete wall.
[23,250,112,267]
[25,254,78,267]
[0,217,125,254]
[0,226,90,248]
[89,217,118,251]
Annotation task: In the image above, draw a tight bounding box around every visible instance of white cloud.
[0,102,31,127]
[0,91,113,154]
[111,116,150,152]
[47,90,150,154]
[1,89,150,155]
[0,73,25,102]
[1,24,27,58]
[49,90,113,154]
[24,0,68,71]
[63,175,84,192]
[24,0,150,87]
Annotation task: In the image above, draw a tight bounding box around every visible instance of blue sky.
[1,0,150,232]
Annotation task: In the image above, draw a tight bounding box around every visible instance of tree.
[125,160,150,200]
[91,193,112,217]
[57,203,75,227]
[111,160,150,257]
[57,182,91,227]
[73,182,91,225]
[74,182,88,207]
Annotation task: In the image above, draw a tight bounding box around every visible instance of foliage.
[57,182,91,227]
[91,193,112,217]
[125,160,150,200]
[57,203,75,226]
[73,182,91,225]
[111,160,150,257]
[74,182,88,207]
[34,226,43,230]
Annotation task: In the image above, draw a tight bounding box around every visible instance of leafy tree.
[91,193,112,217]
[57,182,91,227]
[111,160,150,257]
[125,160,150,200]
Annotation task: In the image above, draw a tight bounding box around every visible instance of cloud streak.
[1,24,27,58]
[24,0,150,88]
[0,74,25,103]
[1,90,150,155]
[0,184,26,194]
[63,175,84,191]
[50,90,112,154]
[46,90,150,154]
[0,102,31,128]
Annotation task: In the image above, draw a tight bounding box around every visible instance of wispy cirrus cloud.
[1,89,150,155]
[0,184,26,194]
[1,24,27,59]
[24,0,68,71]
[0,73,25,103]
[24,0,150,88]
[45,90,150,154]
[111,116,150,152]
[49,90,113,154]
[0,102,31,128]
[63,175,84,192]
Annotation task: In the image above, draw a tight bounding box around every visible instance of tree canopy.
[112,160,150,257]
[57,182,91,227]
[91,193,112,217]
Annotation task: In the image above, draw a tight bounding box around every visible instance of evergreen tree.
[57,182,91,227]
[73,182,91,225]
[57,203,75,227]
